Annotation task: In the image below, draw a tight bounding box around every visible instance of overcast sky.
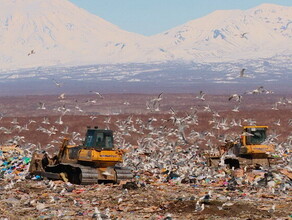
[69,0,292,36]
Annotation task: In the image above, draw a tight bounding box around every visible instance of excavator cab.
[84,128,114,150]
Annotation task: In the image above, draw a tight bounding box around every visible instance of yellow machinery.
[28,127,133,184]
[207,126,275,168]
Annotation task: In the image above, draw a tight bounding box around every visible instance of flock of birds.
[0,65,291,216]
[0,71,291,152]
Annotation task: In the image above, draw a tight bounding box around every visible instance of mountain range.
[0,0,291,70]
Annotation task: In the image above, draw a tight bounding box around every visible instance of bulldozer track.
[115,166,133,182]
[58,163,99,185]
[46,163,132,184]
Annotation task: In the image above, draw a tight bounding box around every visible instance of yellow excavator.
[28,126,133,184]
[207,126,275,168]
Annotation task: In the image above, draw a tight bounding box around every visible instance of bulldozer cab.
[243,126,267,145]
[84,128,114,150]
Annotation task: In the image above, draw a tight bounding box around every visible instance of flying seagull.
[52,79,62,87]
[37,102,46,110]
[58,93,65,100]
[229,94,242,102]
[196,91,206,101]
[28,49,35,56]
[150,92,163,103]
[240,68,246,77]
[90,91,104,99]
[240,32,248,39]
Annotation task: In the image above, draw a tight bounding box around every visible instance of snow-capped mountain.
[0,1,291,70]
[150,4,292,62]
[0,0,158,69]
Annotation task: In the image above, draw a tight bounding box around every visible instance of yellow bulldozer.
[28,126,133,184]
[207,126,275,168]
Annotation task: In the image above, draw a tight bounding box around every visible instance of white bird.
[195,200,205,212]
[75,105,83,112]
[90,91,104,99]
[92,207,108,219]
[61,126,69,135]
[60,188,66,195]
[203,105,211,112]
[102,168,113,176]
[90,116,97,121]
[118,198,123,204]
[11,118,19,125]
[221,202,234,210]
[229,94,242,102]
[240,32,248,39]
[146,101,151,110]
[232,105,240,112]
[239,68,246,77]
[27,49,35,56]
[272,102,279,110]
[198,190,212,204]
[58,93,65,100]
[86,99,97,104]
[55,116,63,125]
[212,110,220,117]
[52,79,63,87]
[52,79,62,87]
[104,117,111,124]
[37,102,46,110]
[28,119,36,124]
[245,86,265,95]
[73,199,82,207]
[241,131,254,136]
[196,91,206,101]
[149,93,163,112]
[152,93,163,102]
[42,117,50,124]
[49,196,56,203]
[273,119,281,126]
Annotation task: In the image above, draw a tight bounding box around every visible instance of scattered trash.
[0,135,291,219]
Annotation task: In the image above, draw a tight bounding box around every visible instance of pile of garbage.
[0,145,31,181]
[0,144,291,219]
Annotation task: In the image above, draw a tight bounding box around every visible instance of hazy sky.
[69,0,292,36]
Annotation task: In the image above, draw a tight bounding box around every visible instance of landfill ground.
[0,93,292,219]
[0,177,291,220]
